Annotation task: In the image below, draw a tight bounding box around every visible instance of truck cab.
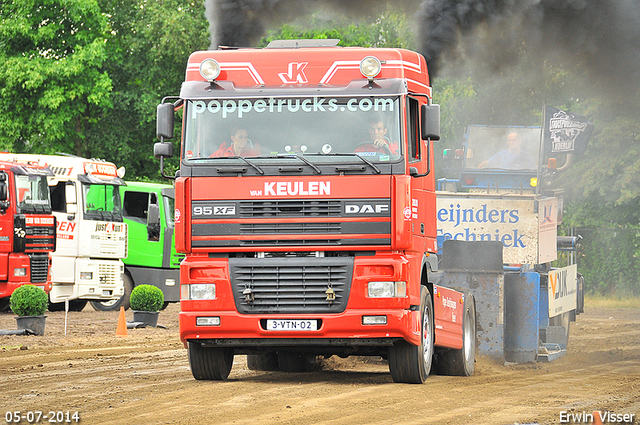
[156,41,476,383]
[91,182,182,311]
[0,153,127,311]
[0,160,56,312]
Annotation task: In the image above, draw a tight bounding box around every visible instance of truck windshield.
[82,183,123,221]
[465,126,541,171]
[15,175,51,214]
[183,96,402,162]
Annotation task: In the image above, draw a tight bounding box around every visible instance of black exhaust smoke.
[417,0,640,92]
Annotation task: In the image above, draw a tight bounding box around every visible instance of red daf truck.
[0,160,56,311]
[154,40,476,383]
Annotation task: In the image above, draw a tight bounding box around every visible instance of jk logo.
[278,62,308,84]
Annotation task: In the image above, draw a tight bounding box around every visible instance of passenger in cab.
[211,125,261,157]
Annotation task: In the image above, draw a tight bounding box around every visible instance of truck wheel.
[90,273,133,311]
[276,351,317,372]
[0,298,10,312]
[48,301,65,311]
[247,353,279,371]
[434,294,476,376]
[388,285,434,384]
[188,341,234,380]
[48,300,89,311]
[68,300,88,311]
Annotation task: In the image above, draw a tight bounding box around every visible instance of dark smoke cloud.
[417,0,640,94]
[204,0,420,48]
[203,0,640,100]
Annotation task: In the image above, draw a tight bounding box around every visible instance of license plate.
[266,319,318,331]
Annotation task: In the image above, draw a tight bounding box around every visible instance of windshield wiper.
[222,156,264,175]
[315,153,381,174]
[277,154,322,174]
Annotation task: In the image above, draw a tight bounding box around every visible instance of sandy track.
[1,304,638,425]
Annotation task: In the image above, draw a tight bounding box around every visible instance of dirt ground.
[1,303,639,425]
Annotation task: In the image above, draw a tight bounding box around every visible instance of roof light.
[199,59,221,82]
[360,56,381,80]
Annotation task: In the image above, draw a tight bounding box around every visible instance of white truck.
[0,154,128,310]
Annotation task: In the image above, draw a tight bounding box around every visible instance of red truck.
[0,160,56,311]
[154,40,475,383]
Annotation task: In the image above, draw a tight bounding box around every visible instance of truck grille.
[239,200,342,217]
[229,257,353,314]
[30,254,49,283]
[191,198,391,248]
[98,263,122,285]
[25,226,56,252]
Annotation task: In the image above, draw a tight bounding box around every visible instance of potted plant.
[130,284,164,327]
[10,285,48,335]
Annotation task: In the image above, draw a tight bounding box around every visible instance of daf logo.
[345,204,389,214]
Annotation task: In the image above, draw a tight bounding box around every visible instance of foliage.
[130,284,164,312]
[260,8,415,49]
[10,285,48,316]
[0,0,113,156]
[86,0,209,181]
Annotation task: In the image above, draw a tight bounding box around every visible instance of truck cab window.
[407,97,420,161]
[123,191,149,224]
[50,182,66,212]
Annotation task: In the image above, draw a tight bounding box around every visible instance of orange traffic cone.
[591,411,603,425]
[116,306,128,337]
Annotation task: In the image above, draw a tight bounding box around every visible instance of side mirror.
[421,104,441,141]
[65,183,77,214]
[156,103,175,140]
[147,204,160,226]
[154,142,174,159]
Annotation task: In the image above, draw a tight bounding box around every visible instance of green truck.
[91,181,183,311]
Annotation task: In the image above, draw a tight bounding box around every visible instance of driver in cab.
[354,119,399,155]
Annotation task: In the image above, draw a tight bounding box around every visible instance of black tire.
[434,294,476,376]
[48,301,65,311]
[68,300,88,311]
[48,299,89,311]
[276,351,317,372]
[188,341,234,380]
[0,297,10,313]
[388,286,434,384]
[247,352,279,371]
[90,273,133,311]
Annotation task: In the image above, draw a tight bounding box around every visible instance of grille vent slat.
[29,254,49,283]
[239,200,342,217]
[230,257,353,314]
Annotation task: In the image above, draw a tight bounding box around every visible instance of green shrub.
[10,285,48,316]
[130,284,164,312]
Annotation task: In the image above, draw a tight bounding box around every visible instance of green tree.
[89,0,209,180]
[0,0,113,156]
[260,8,414,49]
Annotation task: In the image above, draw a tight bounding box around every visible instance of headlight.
[13,268,27,277]
[367,281,407,298]
[360,56,381,79]
[199,59,221,82]
[80,272,93,280]
[196,317,221,326]
[182,283,216,300]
